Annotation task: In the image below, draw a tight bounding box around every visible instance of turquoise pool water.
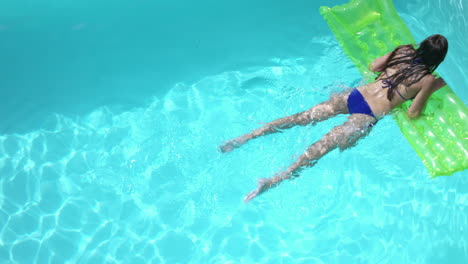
[1,0,467,263]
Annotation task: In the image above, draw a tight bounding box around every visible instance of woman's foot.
[244,178,274,202]
[219,135,249,153]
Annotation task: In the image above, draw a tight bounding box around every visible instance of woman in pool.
[220,34,448,202]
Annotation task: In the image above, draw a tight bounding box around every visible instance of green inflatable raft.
[320,0,468,177]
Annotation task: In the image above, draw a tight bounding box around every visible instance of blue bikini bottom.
[347,89,376,119]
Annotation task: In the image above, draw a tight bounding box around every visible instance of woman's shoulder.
[394,44,416,55]
[420,74,436,87]
[409,74,437,93]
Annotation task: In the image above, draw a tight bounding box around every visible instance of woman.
[220,34,448,202]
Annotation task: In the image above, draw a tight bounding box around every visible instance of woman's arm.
[407,75,438,119]
[432,77,446,92]
[369,52,392,72]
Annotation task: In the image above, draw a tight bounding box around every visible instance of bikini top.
[381,79,415,101]
[380,57,423,101]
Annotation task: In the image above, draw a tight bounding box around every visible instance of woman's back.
[358,45,435,117]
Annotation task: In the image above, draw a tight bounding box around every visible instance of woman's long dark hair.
[376,34,448,100]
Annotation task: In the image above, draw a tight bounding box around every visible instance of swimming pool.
[0,0,467,263]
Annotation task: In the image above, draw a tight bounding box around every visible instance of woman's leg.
[220,91,351,153]
[244,114,376,202]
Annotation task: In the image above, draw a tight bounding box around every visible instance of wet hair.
[376,34,448,100]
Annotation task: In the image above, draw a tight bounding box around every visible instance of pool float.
[320,0,468,177]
